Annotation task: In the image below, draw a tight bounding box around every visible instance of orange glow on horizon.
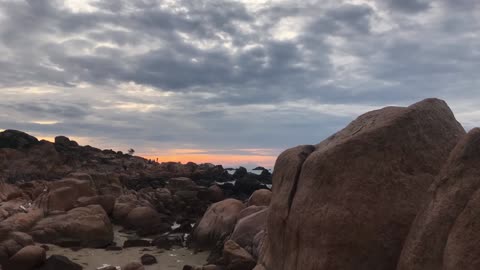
[142,154,277,167]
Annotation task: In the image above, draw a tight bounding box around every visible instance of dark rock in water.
[256,169,272,185]
[123,239,151,248]
[261,98,466,270]
[0,129,39,149]
[234,177,266,197]
[191,165,231,184]
[252,167,266,171]
[140,254,157,265]
[36,255,83,270]
[232,167,248,179]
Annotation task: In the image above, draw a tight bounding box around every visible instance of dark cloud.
[383,0,431,13]
[0,0,479,165]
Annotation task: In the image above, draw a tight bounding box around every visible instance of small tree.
[127,148,135,155]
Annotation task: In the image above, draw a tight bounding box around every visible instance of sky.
[0,0,479,168]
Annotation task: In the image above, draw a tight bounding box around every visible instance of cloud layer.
[1,0,479,166]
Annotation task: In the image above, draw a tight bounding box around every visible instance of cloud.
[0,0,479,166]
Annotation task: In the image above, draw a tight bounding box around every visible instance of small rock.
[140,254,157,265]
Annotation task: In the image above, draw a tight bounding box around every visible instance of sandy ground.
[43,226,208,270]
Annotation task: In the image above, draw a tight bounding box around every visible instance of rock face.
[397,128,480,270]
[193,199,246,248]
[261,99,466,270]
[30,205,113,248]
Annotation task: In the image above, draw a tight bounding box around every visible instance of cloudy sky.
[0,0,479,167]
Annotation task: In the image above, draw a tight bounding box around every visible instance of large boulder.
[5,245,46,270]
[125,207,167,236]
[397,128,480,270]
[192,199,246,247]
[30,205,113,248]
[261,99,466,270]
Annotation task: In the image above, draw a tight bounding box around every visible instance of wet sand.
[43,226,208,270]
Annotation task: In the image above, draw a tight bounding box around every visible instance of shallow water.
[44,226,208,270]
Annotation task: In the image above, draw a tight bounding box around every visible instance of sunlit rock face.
[260,98,466,270]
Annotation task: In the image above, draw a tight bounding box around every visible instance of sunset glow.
[143,153,277,168]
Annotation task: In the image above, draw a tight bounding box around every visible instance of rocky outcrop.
[192,199,246,248]
[0,130,39,149]
[30,205,113,248]
[397,128,480,270]
[261,99,465,270]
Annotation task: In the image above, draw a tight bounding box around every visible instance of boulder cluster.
[0,131,272,270]
[187,98,480,270]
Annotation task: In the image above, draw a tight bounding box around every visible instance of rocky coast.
[2,98,480,270]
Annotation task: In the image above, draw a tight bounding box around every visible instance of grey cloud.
[0,0,479,165]
[383,0,431,13]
